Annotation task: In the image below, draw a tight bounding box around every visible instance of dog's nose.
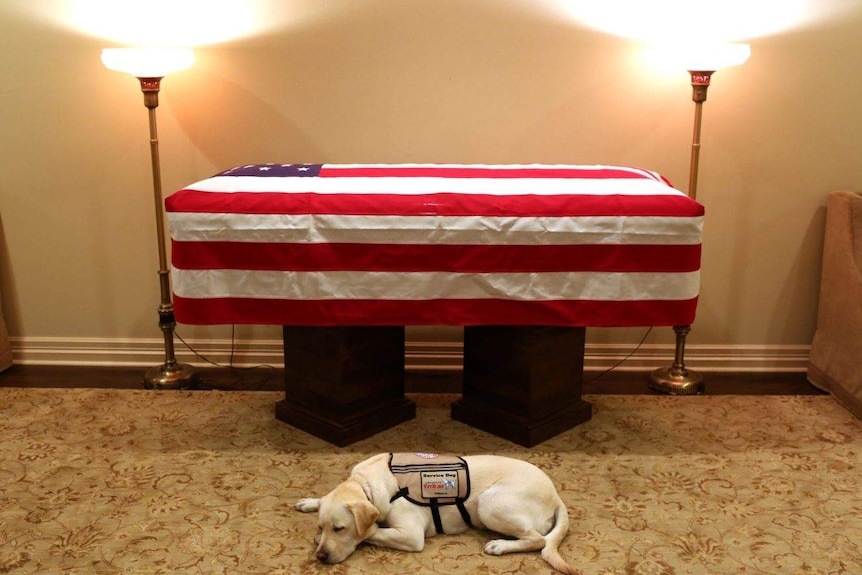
[316,549,329,563]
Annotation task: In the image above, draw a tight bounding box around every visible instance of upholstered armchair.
[808,191,862,419]
[0,291,10,371]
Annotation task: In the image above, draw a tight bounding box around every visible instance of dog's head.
[313,480,380,564]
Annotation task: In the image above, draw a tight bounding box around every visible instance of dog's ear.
[349,500,379,538]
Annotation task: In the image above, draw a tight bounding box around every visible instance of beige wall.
[1,1,860,366]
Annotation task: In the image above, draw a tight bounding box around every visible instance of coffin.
[165,163,703,328]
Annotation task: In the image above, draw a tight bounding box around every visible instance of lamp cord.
[173,327,277,390]
[585,326,653,382]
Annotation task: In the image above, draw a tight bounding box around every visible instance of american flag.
[165,164,703,326]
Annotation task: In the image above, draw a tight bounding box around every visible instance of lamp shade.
[101,47,194,78]
[646,43,751,73]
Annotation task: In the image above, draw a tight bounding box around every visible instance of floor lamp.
[648,43,751,395]
[102,47,200,390]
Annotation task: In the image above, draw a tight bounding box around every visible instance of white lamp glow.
[15,1,327,46]
[645,43,751,74]
[101,47,194,78]
[539,0,842,43]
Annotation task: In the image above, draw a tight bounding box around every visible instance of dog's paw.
[484,540,507,556]
[295,498,320,513]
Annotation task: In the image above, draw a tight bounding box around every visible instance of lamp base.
[144,362,200,390]
[648,366,704,395]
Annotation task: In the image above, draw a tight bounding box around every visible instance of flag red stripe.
[166,191,704,218]
[171,241,701,273]
[173,296,698,327]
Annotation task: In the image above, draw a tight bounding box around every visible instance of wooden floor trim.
[0,364,824,395]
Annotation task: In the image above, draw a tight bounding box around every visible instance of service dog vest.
[388,453,472,534]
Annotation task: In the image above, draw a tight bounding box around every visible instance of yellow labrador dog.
[295,453,576,574]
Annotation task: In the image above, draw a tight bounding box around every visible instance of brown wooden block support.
[276,326,415,446]
[452,325,592,447]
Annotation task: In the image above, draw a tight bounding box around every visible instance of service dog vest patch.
[388,453,472,534]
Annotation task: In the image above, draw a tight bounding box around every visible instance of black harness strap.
[390,488,471,534]
[429,499,444,534]
[456,500,472,527]
[390,487,409,503]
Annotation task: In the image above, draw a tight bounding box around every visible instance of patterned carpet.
[1,388,860,574]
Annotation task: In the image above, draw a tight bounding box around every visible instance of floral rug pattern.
[1,388,860,574]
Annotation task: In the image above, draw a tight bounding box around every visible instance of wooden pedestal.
[276,326,415,446]
[452,326,592,447]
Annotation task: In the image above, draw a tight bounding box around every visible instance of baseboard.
[8,336,810,373]
[584,343,810,373]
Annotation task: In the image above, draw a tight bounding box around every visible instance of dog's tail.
[541,498,578,575]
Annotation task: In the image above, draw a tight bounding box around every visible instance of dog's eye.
[333,526,345,533]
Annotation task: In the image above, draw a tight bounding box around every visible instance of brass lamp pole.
[686,70,713,202]
[102,48,199,390]
[648,44,750,395]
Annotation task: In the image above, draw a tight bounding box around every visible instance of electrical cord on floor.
[174,324,653,387]
[174,326,277,390]
[585,326,653,382]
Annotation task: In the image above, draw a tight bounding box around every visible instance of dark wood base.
[275,397,415,447]
[451,396,592,447]
[452,326,592,447]
[277,326,415,446]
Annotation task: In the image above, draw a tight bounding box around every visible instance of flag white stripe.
[324,163,664,180]
[171,268,700,302]
[167,213,703,245]
[183,175,685,197]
